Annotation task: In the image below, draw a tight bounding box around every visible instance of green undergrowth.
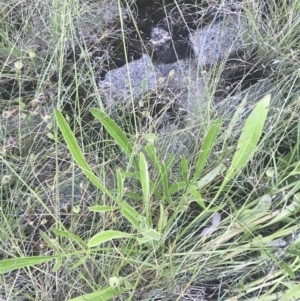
[1,0,300,300]
[2,93,300,301]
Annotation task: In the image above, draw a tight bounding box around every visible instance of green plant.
[1,1,300,300]
[0,94,276,300]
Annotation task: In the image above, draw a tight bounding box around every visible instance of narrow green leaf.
[254,194,272,212]
[193,118,222,181]
[159,163,171,204]
[89,206,118,213]
[121,172,139,178]
[144,133,158,143]
[281,285,300,300]
[116,168,124,199]
[168,182,187,194]
[0,256,56,274]
[90,109,136,164]
[54,110,114,200]
[137,236,152,244]
[120,201,143,222]
[70,255,88,270]
[140,228,161,241]
[265,196,300,227]
[40,230,60,253]
[237,195,272,226]
[68,286,124,301]
[124,279,134,290]
[224,95,247,141]
[290,251,300,258]
[127,192,143,201]
[52,228,87,247]
[52,256,63,272]
[165,153,175,170]
[189,187,206,209]
[281,262,295,279]
[149,180,161,199]
[158,203,165,233]
[140,152,150,216]
[223,94,270,185]
[121,207,140,229]
[197,163,225,189]
[88,230,134,248]
[181,155,189,185]
[145,143,160,170]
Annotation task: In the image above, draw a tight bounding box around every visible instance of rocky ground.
[97,0,276,164]
[0,0,277,242]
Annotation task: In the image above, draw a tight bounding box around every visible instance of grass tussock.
[1,0,300,300]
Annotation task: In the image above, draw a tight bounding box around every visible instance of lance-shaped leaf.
[90,109,137,167]
[0,256,57,274]
[88,230,134,248]
[223,94,270,186]
[55,110,114,199]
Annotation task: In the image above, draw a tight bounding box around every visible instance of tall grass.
[1,0,300,300]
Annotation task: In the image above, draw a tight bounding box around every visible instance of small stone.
[99,54,160,104]
[150,28,171,46]
[149,27,184,63]
[190,13,247,67]
[101,0,126,26]
[150,27,172,57]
